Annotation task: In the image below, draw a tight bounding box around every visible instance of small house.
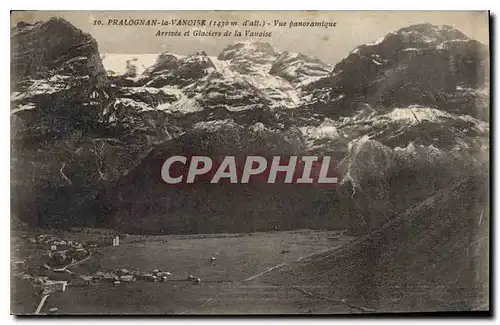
[42,280,68,294]
[112,235,120,246]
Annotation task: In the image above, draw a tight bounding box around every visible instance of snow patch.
[381,106,451,124]
[101,53,160,76]
[11,103,36,115]
[114,98,151,112]
[249,122,266,132]
[11,75,77,100]
[156,88,202,113]
[299,118,342,143]
[458,115,489,133]
[193,119,239,131]
[364,36,386,46]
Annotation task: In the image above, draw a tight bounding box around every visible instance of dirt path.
[62,252,92,271]
[34,294,50,314]
[244,263,286,281]
[243,247,333,282]
[33,252,93,314]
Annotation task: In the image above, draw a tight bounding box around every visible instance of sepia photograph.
[10,10,490,315]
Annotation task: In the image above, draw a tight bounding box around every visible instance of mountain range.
[11,18,489,235]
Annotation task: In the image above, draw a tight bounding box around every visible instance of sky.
[11,11,489,65]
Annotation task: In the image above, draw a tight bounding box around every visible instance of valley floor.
[11,229,353,314]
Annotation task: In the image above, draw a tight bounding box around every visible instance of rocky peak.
[218,40,279,74]
[11,17,107,87]
[307,24,489,120]
[390,23,470,45]
[141,51,215,88]
[142,53,181,75]
[11,17,113,138]
[336,24,478,75]
[218,40,278,61]
[270,51,332,86]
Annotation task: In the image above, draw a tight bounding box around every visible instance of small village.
[12,233,202,314]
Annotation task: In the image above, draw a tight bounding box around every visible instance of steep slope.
[306,23,489,120]
[263,173,489,312]
[94,123,324,234]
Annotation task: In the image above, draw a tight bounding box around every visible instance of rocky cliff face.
[11,18,111,138]
[10,18,156,227]
[11,18,108,86]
